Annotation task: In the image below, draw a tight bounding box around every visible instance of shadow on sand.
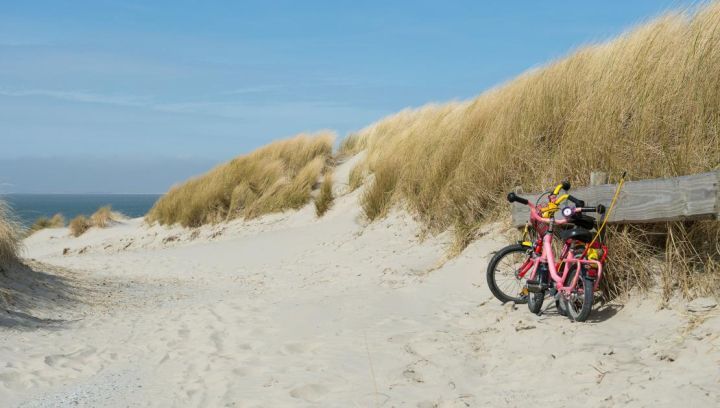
[539,298,623,323]
[585,302,623,323]
[0,261,85,330]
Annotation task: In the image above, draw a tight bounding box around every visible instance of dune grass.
[136,3,718,298]
[0,200,21,267]
[348,164,367,193]
[30,213,65,233]
[90,206,125,228]
[67,206,124,237]
[343,3,720,297]
[314,172,334,217]
[147,132,335,227]
[69,215,92,237]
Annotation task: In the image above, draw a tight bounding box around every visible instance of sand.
[1,156,719,407]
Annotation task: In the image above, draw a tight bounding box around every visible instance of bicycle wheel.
[563,269,594,322]
[527,267,546,315]
[486,244,531,304]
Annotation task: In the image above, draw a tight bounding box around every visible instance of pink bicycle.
[487,182,608,321]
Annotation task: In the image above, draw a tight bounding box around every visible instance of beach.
[2,160,718,407]
[3,1,720,406]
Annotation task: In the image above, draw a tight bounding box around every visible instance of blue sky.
[0,0,704,193]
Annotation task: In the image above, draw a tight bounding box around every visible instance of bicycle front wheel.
[486,244,531,304]
[563,270,594,322]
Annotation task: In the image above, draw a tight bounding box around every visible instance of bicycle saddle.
[569,214,597,230]
[560,227,594,243]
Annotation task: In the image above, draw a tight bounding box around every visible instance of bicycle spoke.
[494,253,527,297]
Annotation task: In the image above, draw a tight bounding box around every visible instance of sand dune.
[1,158,718,407]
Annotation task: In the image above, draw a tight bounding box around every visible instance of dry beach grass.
[69,215,92,238]
[342,3,720,297]
[147,132,334,227]
[29,213,65,233]
[314,172,334,217]
[67,206,124,238]
[0,200,22,267]
[109,2,720,299]
[346,4,720,229]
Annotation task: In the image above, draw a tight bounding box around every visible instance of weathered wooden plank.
[511,170,720,227]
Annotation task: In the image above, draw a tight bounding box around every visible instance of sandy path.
[2,168,719,406]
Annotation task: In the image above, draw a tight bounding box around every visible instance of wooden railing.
[510,170,720,227]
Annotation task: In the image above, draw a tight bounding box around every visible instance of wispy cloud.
[0,88,152,107]
[0,85,379,125]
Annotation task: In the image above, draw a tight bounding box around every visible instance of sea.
[0,194,162,227]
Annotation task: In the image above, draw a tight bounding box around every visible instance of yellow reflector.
[588,248,599,260]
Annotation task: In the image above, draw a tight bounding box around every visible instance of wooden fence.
[510,170,720,227]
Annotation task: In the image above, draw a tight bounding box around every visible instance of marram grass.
[147,132,334,227]
[0,200,21,267]
[346,3,720,237]
[343,2,720,298]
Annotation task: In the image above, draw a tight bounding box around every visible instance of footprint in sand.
[289,383,329,402]
[280,342,318,355]
[44,346,98,368]
[231,366,256,377]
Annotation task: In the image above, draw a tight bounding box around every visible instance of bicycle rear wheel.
[486,244,531,304]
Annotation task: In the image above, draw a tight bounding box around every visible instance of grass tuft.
[315,172,334,217]
[69,215,92,238]
[0,200,22,267]
[49,213,66,228]
[30,213,65,233]
[66,206,124,237]
[348,163,367,192]
[361,162,400,221]
[338,133,363,158]
[90,206,124,228]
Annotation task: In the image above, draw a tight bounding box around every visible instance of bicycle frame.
[523,203,606,294]
[528,230,604,293]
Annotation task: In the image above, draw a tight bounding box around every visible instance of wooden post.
[590,171,608,186]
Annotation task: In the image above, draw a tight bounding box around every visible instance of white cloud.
[0,87,377,123]
[0,88,152,107]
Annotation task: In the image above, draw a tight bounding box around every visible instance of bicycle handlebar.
[567,195,585,207]
[552,181,571,196]
[508,180,605,224]
[580,204,606,214]
[509,190,604,225]
[507,192,528,205]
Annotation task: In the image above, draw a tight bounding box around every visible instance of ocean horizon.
[1,194,161,227]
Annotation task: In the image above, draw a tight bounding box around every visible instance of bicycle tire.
[486,244,531,304]
[564,270,594,322]
[528,291,545,314]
